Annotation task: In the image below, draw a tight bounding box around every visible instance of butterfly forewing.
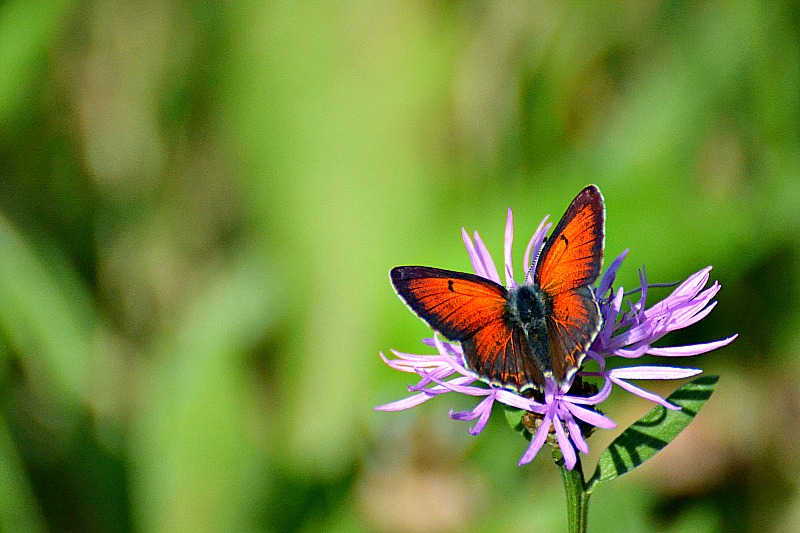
[536,185,605,295]
[390,266,507,340]
[545,286,602,383]
[391,266,545,390]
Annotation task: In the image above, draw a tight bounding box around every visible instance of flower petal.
[495,389,544,412]
[473,231,501,284]
[461,227,487,278]
[552,413,577,470]
[525,218,552,284]
[504,207,515,288]
[608,365,702,380]
[647,334,738,356]
[564,402,617,429]
[564,413,590,454]
[518,413,552,466]
[609,376,681,410]
[450,395,496,435]
[596,249,629,298]
[423,370,494,397]
[374,391,440,411]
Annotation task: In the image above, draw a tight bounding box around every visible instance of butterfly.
[390,185,605,393]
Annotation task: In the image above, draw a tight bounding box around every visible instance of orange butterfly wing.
[390,266,545,390]
[391,185,605,390]
[546,286,601,383]
[536,185,605,383]
[462,320,544,391]
[536,185,605,295]
[390,266,507,339]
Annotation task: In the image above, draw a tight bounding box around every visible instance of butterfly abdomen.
[506,285,552,372]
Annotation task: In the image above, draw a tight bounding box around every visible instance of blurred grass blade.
[131,256,275,532]
[589,375,718,491]
[0,0,74,125]
[0,413,47,533]
[0,214,96,408]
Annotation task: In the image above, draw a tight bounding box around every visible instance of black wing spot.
[447,279,454,292]
[560,234,569,247]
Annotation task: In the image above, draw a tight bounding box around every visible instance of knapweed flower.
[377,207,737,469]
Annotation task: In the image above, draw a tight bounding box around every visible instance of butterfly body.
[505,284,552,371]
[391,185,605,393]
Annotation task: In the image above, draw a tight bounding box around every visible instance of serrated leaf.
[588,375,718,490]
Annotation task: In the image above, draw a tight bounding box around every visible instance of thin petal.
[647,334,738,356]
[381,351,441,372]
[424,370,493,397]
[564,413,590,454]
[386,349,450,365]
[525,218,552,284]
[495,389,545,412]
[655,267,711,307]
[608,365,702,380]
[564,402,617,429]
[450,396,494,435]
[408,376,475,395]
[596,249,629,298]
[432,334,472,374]
[606,320,659,351]
[635,265,649,317]
[570,374,613,404]
[462,228,487,278]
[610,377,681,410]
[518,413,552,465]
[642,275,712,321]
[667,300,718,331]
[374,391,441,411]
[552,414,577,470]
[504,207,515,288]
[421,337,463,355]
[597,287,625,348]
[613,345,653,359]
[473,231,501,284]
[408,369,470,391]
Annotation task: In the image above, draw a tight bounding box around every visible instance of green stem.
[554,450,590,533]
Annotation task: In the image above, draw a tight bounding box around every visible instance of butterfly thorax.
[505,284,552,371]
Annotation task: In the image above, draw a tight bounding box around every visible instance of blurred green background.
[0,1,797,531]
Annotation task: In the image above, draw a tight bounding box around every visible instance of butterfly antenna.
[623,281,680,297]
[526,236,547,281]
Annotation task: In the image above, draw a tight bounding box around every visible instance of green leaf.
[588,375,718,491]
[504,404,525,431]
[504,404,538,442]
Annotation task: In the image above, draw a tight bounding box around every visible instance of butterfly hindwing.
[536,185,605,295]
[545,286,602,383]
[462,320,544,391]
[390,266,507,340]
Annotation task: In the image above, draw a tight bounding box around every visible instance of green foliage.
[589,376,719,491]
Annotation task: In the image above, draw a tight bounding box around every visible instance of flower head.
[378,207,736,468]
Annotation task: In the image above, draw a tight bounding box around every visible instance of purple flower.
[584,256,737,409]
[378,208,736,468]
[376,335,616,469]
